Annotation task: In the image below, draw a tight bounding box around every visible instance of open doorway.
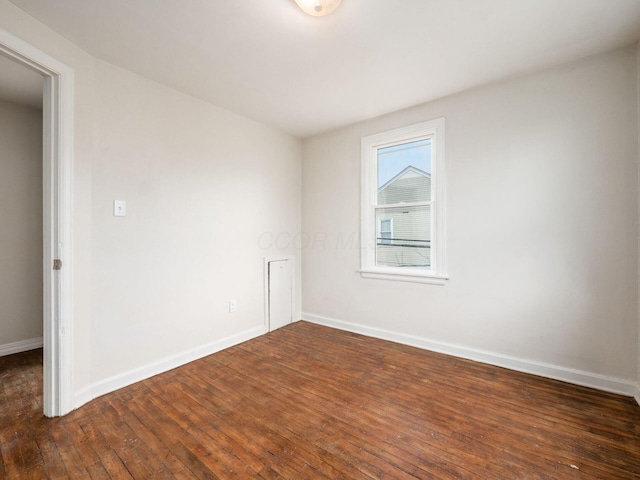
[0,28,74,417]
[0,54,44,364]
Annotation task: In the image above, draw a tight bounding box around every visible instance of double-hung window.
[360,118,447,284]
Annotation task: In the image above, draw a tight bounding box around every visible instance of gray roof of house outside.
[378,166,430,193]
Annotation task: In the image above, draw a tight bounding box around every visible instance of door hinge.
[53,259,62,271]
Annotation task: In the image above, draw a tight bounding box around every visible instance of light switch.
[114,200,126,217]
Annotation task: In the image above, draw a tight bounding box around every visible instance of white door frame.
[0,28,74,417]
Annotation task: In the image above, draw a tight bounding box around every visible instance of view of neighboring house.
[376,165,431,268]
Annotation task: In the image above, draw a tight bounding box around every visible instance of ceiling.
[7,0,640,137]
[0,53,43,109]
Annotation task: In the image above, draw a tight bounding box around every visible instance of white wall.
[89,60,301,383]
[0,100,43,349]
[0,0,301,406]
[302,47,638,389]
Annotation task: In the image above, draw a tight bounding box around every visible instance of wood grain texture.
[1,321,639,479]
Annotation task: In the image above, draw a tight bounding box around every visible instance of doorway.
[0,27,74,417]
[0,61,44,360]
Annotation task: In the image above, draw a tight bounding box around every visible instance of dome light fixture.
[294,0,342,17]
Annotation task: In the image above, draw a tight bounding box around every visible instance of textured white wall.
[89,60,301,381]
[302,47,638,382]
[0,0,301,400]
[0,100,43,347]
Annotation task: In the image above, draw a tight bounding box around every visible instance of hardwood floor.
[2,321,640,479]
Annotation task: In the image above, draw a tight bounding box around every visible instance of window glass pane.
[375,205,431,269]
[377,139,431,204]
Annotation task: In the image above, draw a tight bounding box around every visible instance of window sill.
[359,268,449,285]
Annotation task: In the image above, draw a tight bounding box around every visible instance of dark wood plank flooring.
[2,321,640,479]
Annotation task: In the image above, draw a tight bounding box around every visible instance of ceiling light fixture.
[294,0,342,17]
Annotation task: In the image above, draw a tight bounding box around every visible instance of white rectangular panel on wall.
[268,259,293,332]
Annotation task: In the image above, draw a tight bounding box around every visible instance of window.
[360,118,447,284]
[378,218,393,245]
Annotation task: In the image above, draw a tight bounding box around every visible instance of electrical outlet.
[229,299,237,313]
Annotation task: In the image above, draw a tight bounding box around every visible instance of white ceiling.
[8,0,640,137]
[0,53,43,109]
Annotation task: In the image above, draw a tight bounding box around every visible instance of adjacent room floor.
[1,321,640,479]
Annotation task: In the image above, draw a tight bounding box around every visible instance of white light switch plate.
[114,200,126,217]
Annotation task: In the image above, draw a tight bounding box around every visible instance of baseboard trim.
[74,325,266,409]
[0,337,43,357]
[302,312,636,398]
[634,385,640,407]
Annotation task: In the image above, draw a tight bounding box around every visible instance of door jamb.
[0,28,74,417]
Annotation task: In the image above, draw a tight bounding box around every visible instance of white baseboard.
[634,385,640,407]
[0,337,43,357]
[302,312,637,398]
[74,325,266,409]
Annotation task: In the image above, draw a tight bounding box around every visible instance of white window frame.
[360,118,448,285]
